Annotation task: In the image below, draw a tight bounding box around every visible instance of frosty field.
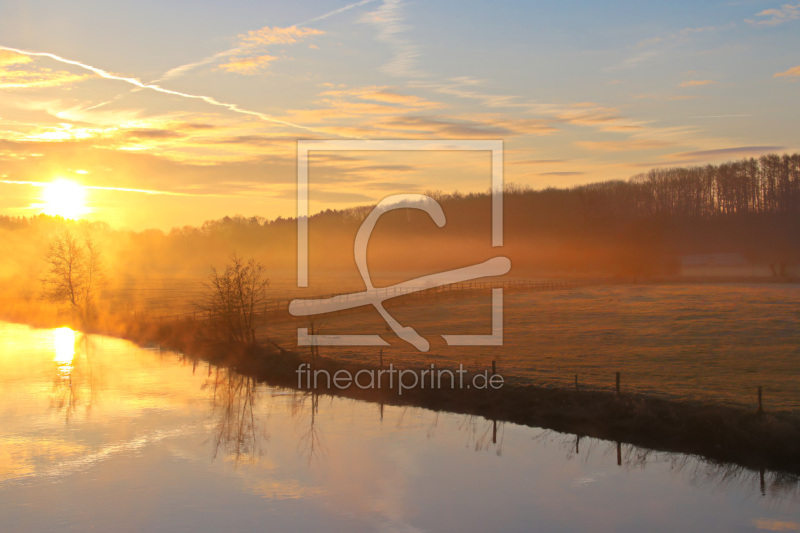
[267,283,800,411]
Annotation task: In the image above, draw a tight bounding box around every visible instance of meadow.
[260,282,800,412]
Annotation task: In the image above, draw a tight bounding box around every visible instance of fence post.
[574,374,579,392]
[491,360,496,376]
[757,386,764,414]
[615,372,621,395]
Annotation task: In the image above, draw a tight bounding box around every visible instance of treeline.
[1,153,799,283]
[576,153,800,218]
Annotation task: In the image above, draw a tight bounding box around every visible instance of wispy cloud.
[666,145,785,160]
[0,50,31,67]
[0,45,328,135]
[621,26,717,68]
[410,77,522,108]
[0,179,226,197]
[378,114,556,137]
[577,139,671,152]
[186,26,324,76]
[746,3,800,26]
[774,65,800,77]
[217,54,278,74]
[0,49,91,89]
[162,1,369,81]
[680,79,716,87]
[361,0,420,77]
[240,25,324,46]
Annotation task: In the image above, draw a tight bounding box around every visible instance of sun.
[42,179,88,219]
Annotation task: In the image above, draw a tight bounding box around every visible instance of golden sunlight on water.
[53,327,75,363]
[0,321,797,532]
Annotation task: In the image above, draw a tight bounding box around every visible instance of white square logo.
[290,140,508,352]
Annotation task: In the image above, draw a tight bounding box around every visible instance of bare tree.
[203,253,269,345]
[41,230,104,321]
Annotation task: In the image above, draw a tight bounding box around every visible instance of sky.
[0,0,798,229]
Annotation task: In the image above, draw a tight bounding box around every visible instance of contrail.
[162,0,377,81]
[298,0,377,25]
[0,45,321,135]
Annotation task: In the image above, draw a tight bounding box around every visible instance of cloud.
[667,145,786,160]
[0,46,327,135]
[621,26,716,68]
[212,26,324,75]
[361,0,420,77]
[161,0,366,82]
[217,54,278,74]
[774,65,800,77]
[123,129,185,140]
[0,50,31,67]
[240,25,324,46]
[527,102,646,133]
[538,171,585,176]
[746,3,800,26]
[0,51,90,89]
[680,79,716,87]
[318,86,442,109]
[577,139,671,152]
[282,85,444,124]
[508,159,566,166]
[410,77,522,108]
[0,69,89,89]
[379,115,556,138]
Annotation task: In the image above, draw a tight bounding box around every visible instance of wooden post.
[616,441,622,466]
[491,360,496,376]
[757,386,764,414]
[574,374,579,392]
[615,372,621,395]
[492,420,497,444]
[760,468,766,496]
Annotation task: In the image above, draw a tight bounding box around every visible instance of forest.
[1,152,799,298]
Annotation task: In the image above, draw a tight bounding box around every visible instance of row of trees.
[28,152,800,325]
[574,153,800,219]
[40,230,269,346]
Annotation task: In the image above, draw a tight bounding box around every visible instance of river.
[0,321,797,532]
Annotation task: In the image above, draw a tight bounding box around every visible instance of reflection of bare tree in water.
[457,415,505,455]
[203,367,268,464]
[549,430,800,503]
[50,331,97,421]
[392,407,504,456]
[289,391,325,465]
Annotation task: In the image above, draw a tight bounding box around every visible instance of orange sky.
[0,1,798,229]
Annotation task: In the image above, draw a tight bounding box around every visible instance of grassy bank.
[112,314,800,476]
[1,303,798,474]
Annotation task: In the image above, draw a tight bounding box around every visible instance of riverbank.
[121,315,800,475]
[3,308,799,475]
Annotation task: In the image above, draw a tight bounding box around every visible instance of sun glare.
[42,179,88,219]
[53,327,75,365]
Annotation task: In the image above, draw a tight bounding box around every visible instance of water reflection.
[1,322,798,533]
[293,392,325,465]
[204,368,267,464]
[49,327,96,419]
[53,327,75,367]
